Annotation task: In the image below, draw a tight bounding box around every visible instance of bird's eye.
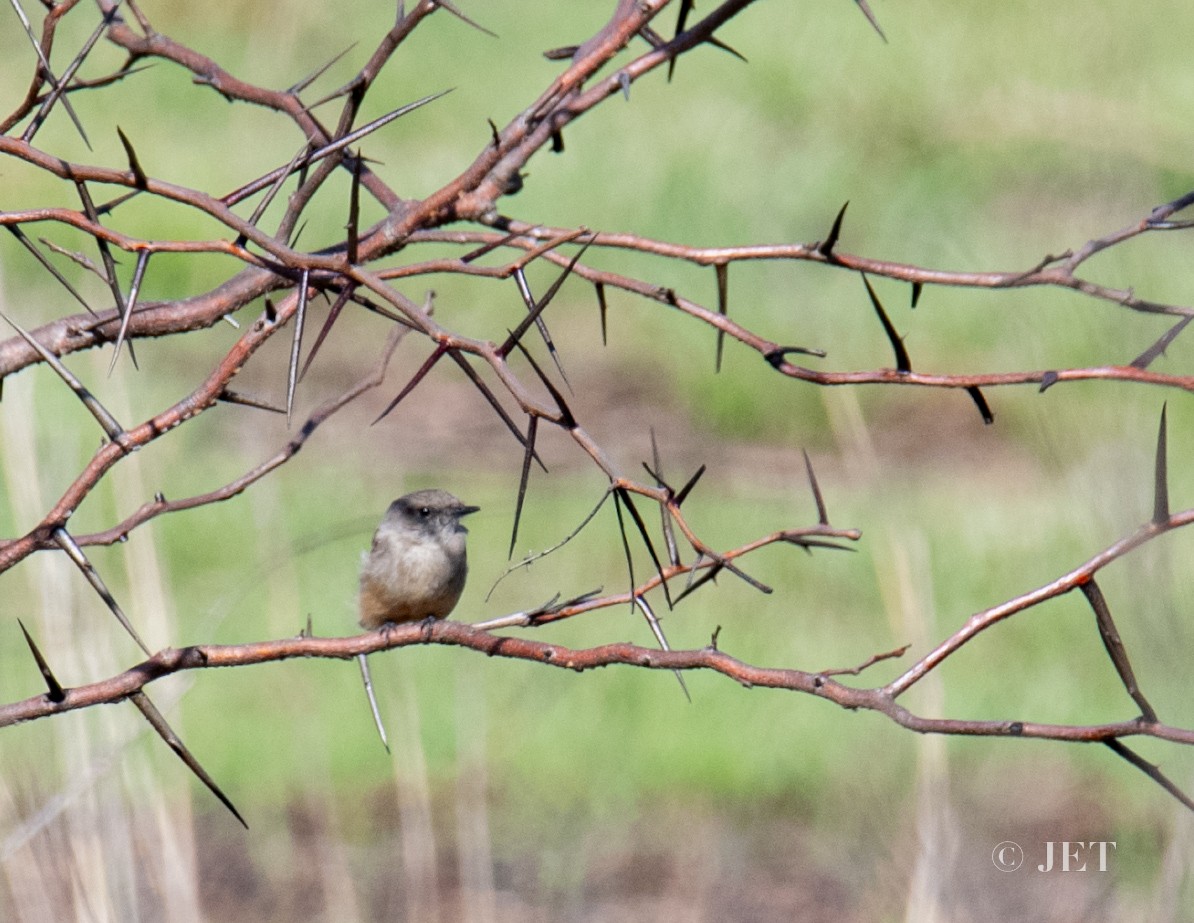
[419,507,431,517]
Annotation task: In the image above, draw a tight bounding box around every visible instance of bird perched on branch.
[358,489,480,629]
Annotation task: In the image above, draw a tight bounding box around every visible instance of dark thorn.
[218,389,288,413]
[461,229,521,264]
[20,5,110,148]
[433,0,498,38]
[542,45,579,60]
[595,282,608,346]
[782,536,858,553]
[115,127,149,189]
[8,0,92,147]
[287,271,310,424]
[509,415,538,560]
[1154,403,1169,526]
[512,267,572,391]
[675,463,707,507]
[1131,315,1194,369]
[638,25,668,50]
[911,281,923,308]
[499,237,593,357]
[447,350,547,470]
[130,692,248,828]
[18,619,66,703]
[720,558,772,594]
[667,0,696,82]
[299,285,355,381]
[510,337,576,429]
[487,117,501,148]
[616,488,673,609]
[715,263,729,373]
[108,249,150,375]
[710,625,721,650]
[673,563,722,606]
[802,450,829,526]
[853,0,888,42]
[0,309,125,440]
[224,91,453,206]
[75,179,135,365]
[1081,579,1158,723]
[357,653,390,753]
[1103,739,1194,813]
[53,528,151,657]
[5,226,93,313]
[704,35,749,64]
[861,273,911,373]
[346,158,362,265]
[551,130,564,153]
[966,386,994,425]
[611,489,637,610]
[818,201,849,259]
[372,343,447,425]
[763,345,829,368]
[286,43,358,95]
[650,429,681,567]
[1039,370,1059,392]
[264,298,278,323]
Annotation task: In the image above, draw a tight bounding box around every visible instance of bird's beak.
[457,504,480,518]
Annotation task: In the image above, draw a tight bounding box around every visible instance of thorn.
[299,285,355,381]
[130,691,248,828]
[499,238,593,358]
[1131,315,1194,369]
[649,429,681,567]
[508,415,538,560]
[634,595,690,701]
[595,282,608,346]
[1154,403,1169,525]
[966,386,994,425]
[802,450,829,526]
[5,226,93,313]
[910,281,923,308]
[432,0,497,37]
[1080,579,1158,723]
[714,263,729,373]
[818,201,849,259]
[18,619,66,703]
[446,350,548,469]
[372,343,447,425]
[675,464,706,506]
[115,127,149,189]
[853,0,888,42]
[287,271,310,424]
[618,70,631,100]
[53,528,151,656]
[616,488,673,609]
[861,272,911,372]
[667,0,696,82]
[108,249,151,376]
[357,653,391,753]
[0,309,125,440]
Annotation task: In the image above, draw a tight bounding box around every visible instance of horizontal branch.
[4,619,1190,748]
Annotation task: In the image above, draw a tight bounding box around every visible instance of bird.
[358,489,480,629]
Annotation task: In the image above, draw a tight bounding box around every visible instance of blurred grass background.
[2,1,1194,920]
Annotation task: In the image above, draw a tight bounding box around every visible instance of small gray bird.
[358,489,480,629]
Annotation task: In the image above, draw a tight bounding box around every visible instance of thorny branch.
[2,0,1194,822]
